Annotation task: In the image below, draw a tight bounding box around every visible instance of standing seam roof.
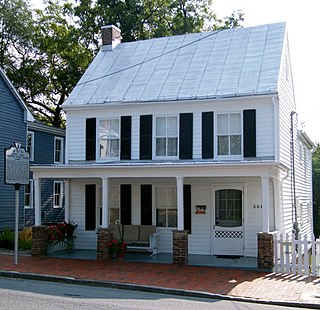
[65,22,286,106]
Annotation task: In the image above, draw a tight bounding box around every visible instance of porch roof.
[31,160,288,179]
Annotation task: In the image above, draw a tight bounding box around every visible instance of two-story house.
[0,67,65,231]
[31,22,314,258]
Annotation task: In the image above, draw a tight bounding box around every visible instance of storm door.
[212,187,244,256]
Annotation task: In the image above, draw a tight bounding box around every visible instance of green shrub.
[19,227,32,250]
[0,228,14,250]
[0,227,32,250]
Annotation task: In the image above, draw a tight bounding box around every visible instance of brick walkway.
[1,254,320,306]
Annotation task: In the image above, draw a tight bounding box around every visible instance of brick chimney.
[101,25,122,51]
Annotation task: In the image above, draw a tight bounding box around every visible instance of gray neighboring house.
[25,121,65,226]
[0,67,65,231]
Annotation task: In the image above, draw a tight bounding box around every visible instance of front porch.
[47,249,260,270]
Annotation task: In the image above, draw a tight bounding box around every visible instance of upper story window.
[26,131,34,161]
[155,116,178,158]
[53,181,63,208]
[217,113,241,157]
[99,118,120,159]
[54,137,64,164]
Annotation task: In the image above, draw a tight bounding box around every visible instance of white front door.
[212,186,244,256]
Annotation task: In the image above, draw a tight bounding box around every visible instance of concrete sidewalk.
[0,253,320,308]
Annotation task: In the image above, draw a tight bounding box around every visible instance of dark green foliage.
[313,144,320,238]
[0,228,14,250]
[1,0,244,128]
[0,228,32,250]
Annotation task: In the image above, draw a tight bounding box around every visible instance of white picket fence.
[274,233,320,276]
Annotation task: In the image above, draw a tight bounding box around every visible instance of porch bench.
[109,224,159,256]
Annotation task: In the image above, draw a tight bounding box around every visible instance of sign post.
[5,143,30,265]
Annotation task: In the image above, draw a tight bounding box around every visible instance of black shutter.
[86,118,96,161]
[179,113,193,159]
[85,184,96,230]
[243,109,256,157]
[140,115,152,160]
[202,112,214,159]
[184,185,192,234]
[120,116,131,160]
[120,184,131,225]
[140,184,152,225]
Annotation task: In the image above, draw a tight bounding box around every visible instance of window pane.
[99,140,107,158]
[217,114,228,134]
[168,209,177,227]
[110,119,120,137]
[156,117,166,136]
[167,116,177,135]
[155,187,176,207]
[109,208,120,224]
[230,114,241,133]
[109,187,120,207]
[156,138,166,156]
[156,209,166,227]
[99,119,110,134]
[110,139,120,157]
[167,138,177,156]
[218,135,229,155]
[24,184,30,207]
[230,135,241,155]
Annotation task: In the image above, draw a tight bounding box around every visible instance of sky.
[213,0,320,143]
[30,0,320,143]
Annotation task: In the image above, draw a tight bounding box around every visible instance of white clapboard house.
[31,22,314,257]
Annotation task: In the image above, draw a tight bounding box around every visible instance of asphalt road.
[0,276,309,310]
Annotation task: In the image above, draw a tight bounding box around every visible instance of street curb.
[0,270,318,309]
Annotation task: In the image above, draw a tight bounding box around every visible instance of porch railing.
[274,233,320,276]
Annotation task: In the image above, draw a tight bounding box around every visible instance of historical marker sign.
[5,143,29,185]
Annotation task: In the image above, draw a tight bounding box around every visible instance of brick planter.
[31,225,48,256]
[257,232,275,270]
[97,228,113,260]
[172,230,188,264]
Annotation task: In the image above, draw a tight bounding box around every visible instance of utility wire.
[75,28,225,88]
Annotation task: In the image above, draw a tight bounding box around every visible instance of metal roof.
[65,22,286,106]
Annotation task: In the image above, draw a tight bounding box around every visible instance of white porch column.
[176,177,184,230]
[64,180,70,221]
[34,177,41,226]
[101,177,109,228]
[261,176,270,232]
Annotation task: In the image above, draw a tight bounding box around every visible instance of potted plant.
[107,224,127,259]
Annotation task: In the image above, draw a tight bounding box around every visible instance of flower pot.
[116,250,126,260]
[47,242,54,255]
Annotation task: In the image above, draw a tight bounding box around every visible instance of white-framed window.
[155,187,177,227]
[54,137,63,163]
[216,113,241,157]
[26,131,34,161]
[24,180,33,209]
[53,181,63,208]
[99,118,120,159]
[155,115,178,158]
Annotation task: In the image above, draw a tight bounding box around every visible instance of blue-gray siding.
[25,127,65,226]
[0,75,26,231]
